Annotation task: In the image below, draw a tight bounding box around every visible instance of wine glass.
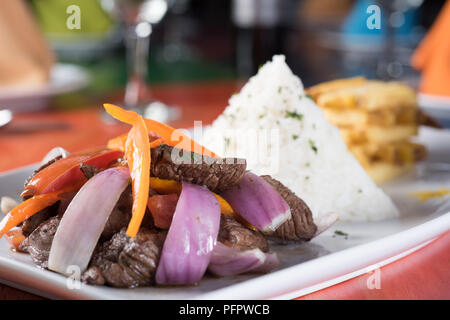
[101,0,179,122]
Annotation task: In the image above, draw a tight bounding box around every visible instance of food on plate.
[203,55,398,222]
[150,144,246,192]
[1,102,330,288]
[411,189,450,202]
[307,77,427,183]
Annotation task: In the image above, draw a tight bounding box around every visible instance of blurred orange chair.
[411,1,450,97]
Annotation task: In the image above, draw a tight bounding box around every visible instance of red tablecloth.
[0,82,448,299]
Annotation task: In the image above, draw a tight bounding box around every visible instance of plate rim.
[0,63,90,100]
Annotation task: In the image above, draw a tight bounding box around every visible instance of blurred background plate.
[0,63,90,113]
[418,93,450,118]
[418,93,450,128]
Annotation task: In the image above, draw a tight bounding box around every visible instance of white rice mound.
[202,55,399,221]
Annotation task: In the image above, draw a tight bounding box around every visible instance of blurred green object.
[30,0,114,37]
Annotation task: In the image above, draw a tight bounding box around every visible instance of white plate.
[419,93,450,121]
[0,63,90,112]
[0,127,449,300]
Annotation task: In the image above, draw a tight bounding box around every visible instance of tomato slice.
[21,148,123,198]
[147,194,179,229]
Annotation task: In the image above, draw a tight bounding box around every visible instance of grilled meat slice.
[81,266,105,286]
[21,203,58,237]
[79,163,99,179]
[150,144,246,192]
[100,185,133,240]
[19,216,61,268]
[83,228,165,288]
[218,215,268,252]
[261,175,317,241]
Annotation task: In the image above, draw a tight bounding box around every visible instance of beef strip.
[21,202,59,237]
[79,163,98,179]
[82,228,165,288]
[218,215,268,252]
[261,175,317,241]
[150,144,246,192]
[81,266,105,285]
[100,186,133,240]
[19,216,61,268]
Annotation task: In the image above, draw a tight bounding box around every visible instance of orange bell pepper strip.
[4,229,26,250]
[0,192,62,238]
[108,134,164,152]
[125,115,151,238]
[150,177,182,194]
[150,138,165,148]
[103,103,219,158]
[107,133,128,151]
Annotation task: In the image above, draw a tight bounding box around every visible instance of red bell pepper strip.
[21,148,123,198]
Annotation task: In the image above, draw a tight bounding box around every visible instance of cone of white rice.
[202,55,398,221]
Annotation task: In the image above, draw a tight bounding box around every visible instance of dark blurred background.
[26,0,447,95]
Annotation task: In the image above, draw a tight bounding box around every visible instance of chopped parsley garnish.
[188,152,201,164]
[305,176,310,180]
[333,230,349,239]
[278,86,282,94]
[309,139,318,154]
[285,110,303,121]
[258,114,265,119]
[224,137,230,148]
[305,162,310,167]
[292,134,299,140]
[305,93,314,100]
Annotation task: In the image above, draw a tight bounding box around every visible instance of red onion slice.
[208,242,280,276]
[252,252,280,273]
[220,172,291,233]
[48,167,130,275]
[156,182,221,285]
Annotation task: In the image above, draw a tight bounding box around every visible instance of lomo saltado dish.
[0,103,323,288]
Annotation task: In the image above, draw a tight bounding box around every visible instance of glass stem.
[124,22,152,108]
